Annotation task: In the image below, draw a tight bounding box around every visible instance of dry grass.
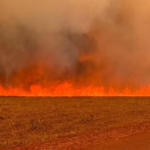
[0,97,150,148]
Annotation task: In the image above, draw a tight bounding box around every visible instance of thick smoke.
[0,0,150,90]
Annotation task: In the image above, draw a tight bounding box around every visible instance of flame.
[0,59,150,97]
[0,24,150,97]
[0,82,150,97]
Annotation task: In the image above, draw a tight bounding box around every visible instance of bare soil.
[83,131,150,150]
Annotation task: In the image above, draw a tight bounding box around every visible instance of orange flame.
[0,82,150,97]
[0,62,149,97]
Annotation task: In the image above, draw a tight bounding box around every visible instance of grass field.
[0,97,150,148]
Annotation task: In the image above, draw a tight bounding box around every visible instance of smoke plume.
[0,0,150,91]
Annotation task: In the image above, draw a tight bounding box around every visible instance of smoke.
[0,0,150,90]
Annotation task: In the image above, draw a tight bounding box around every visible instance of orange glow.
[1,0,150,97]
[0,27,149,97]
[0,82,150,97]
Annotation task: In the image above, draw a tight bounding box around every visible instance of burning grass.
[0,97,150,148]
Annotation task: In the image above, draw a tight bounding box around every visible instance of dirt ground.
[83,131,150,150]
[1,97,150,149]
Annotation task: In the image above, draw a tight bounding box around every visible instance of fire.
[0,82,150,97]
[0,51,150,97]
[0,17,150,97]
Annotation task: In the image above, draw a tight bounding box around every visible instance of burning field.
[1,1,150,149]
[0,0,150,96]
